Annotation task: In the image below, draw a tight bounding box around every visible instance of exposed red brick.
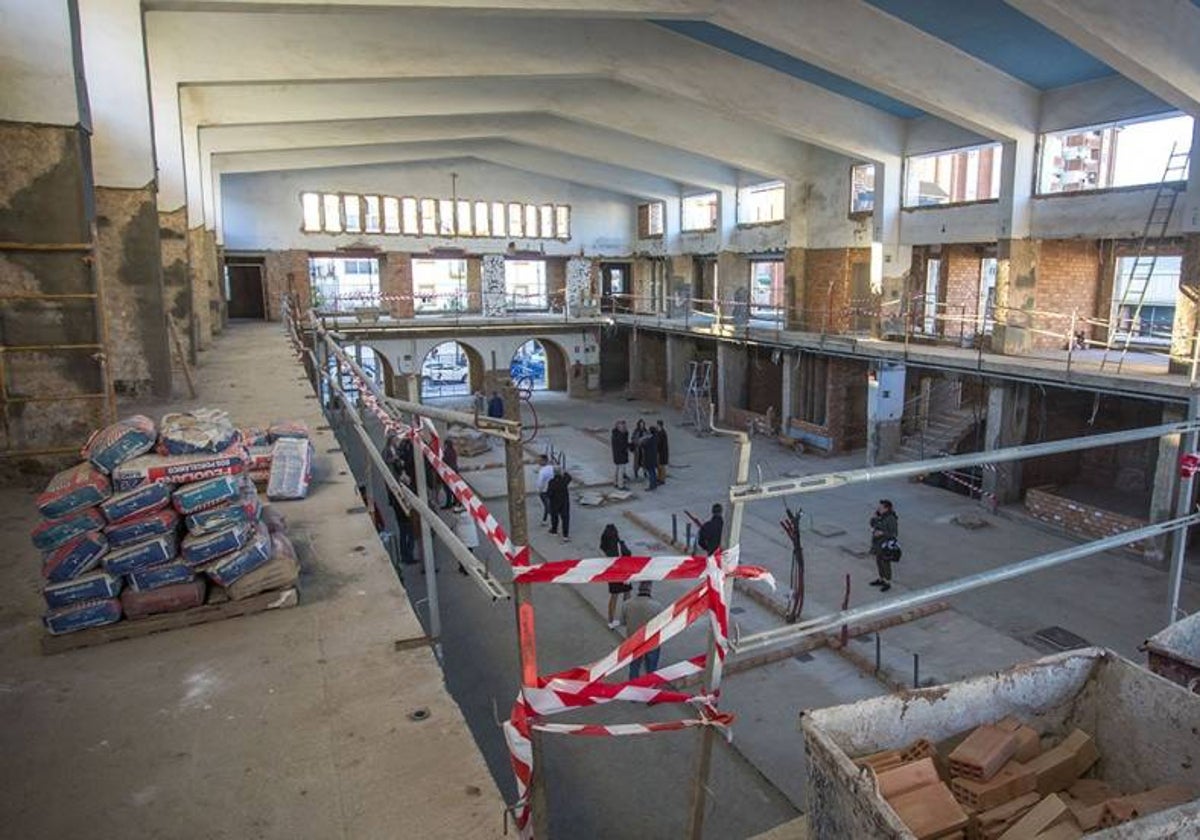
[890,781,970,839]
[878,757,941,801]
[996,793,1070,839]
[950,724,1019,781]
[952,761,1036,811]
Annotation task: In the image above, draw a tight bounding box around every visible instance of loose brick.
[950,725,1020,782]
[1022,730,1098,796]
[878,758,941,801]
[976,792,1041,831]
[997,793,1071,839]
[890,781,970,840]
[1066,778,1118,806]
[1031,820,1083,840]
[1097,784,1195,828]
[952,762,1037,811]
[1059,793,1105,832]
[857,748,905,773]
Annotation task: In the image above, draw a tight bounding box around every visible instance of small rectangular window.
[904,143,1003,207]
[420,198,437,235]
[492,202,507,237]
[539,205,554,238]
[850,164,875,214]
[363,195,381,233]
[524,205,538,237]
[474,201,490,237]
[343,195,362,232]
[456,200,473,237]
[301,192,322,232]
[382,197,400,234]
[322,194,342,233]
[1037,113,1194,195]
[508,202,524,237]
[637,202,665,237]
[402,197,419,235]
[737,182,785,225]
[555,205,570,239]
[682,192,718,232]
[438,199,455,236]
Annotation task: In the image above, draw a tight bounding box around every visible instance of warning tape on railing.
[319,324,775,839]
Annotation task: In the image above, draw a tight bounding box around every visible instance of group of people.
[535,454,574,542]
[610,418,669,491]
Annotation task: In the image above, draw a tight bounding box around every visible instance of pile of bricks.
[856,716,1195,839]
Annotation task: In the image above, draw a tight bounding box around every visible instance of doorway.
[226,259,266,319]
[600,262,631,313]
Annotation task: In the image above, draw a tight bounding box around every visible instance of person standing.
[454,507,480,576]
[611,420,631,490]
[697,503,724,555]
[600,523,632,629]
[535,454,555,526]
[622,582,665,679]
[655,419,669,484]
[869,499,899,592]
[472,390,486,416]
[631,419,648,478]
[384,434,417,566]
[440,438,459,509]
[547,465,573,543]
[641,427,660,491]
[487,390,505,419]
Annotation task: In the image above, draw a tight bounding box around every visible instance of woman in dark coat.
[631,419,648,478]
[547,466,573,543]
[600,523,631,629]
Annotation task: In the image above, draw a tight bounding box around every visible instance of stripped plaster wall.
[159,208,194,362]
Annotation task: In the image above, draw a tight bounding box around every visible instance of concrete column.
[785,246,806,330]
[466,257,482,313]
[379,252,413,318]
[186,225,213,350]
[1148,403,1187,565]
[664,333,676,405]
[780,352,794,431]
[158,208,195,363]
[715,342,728,422]
[262,249,309,320]
[991,238,1039,355]
[866,362,904,466]
[983,382,1031,504]
[1169,233,1200,376]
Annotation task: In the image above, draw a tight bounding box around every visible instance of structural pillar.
[866,362,905,466]
[1149,402,1186,565]
[991,238,1040,355]
[780,351,794,432]
[982,382,1030,504]
[1169,233,1200,377]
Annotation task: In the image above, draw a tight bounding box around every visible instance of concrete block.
[950,724,1020,781]
[996,793,1070,839]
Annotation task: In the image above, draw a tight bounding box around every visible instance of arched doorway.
[327,343,387,402]
[421,341,481,400]
[510,338,568,392]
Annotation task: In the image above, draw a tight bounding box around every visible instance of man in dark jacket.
[383,434,417,566]
[642,427,660,491]
[655,419,669,484]
[547,466,573,543]
[869,499,899,592]
[487,390,505,419]
[611,420,630,490]
[440,438,459,509]
[697,503,723,554]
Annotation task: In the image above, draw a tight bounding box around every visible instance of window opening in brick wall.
[413,258,469,314]
[1038,113,1193,194]
[539,205,554,239]
[978,257,997,335]
[383,197,400,234]
[343,195,362,233]
[737,181,785,225]
[420,199,437,235]
[524,204,539,238]
[922,257,941,334]
[904,143,1002,207]
[400,198,418,235]
[507,202,524,238]
[798,354,828,426]
[474,201,490,237]
[492,202,507,237]
[302,192,322,232]
[850,163,875,214]
[322,194,342,233]
[363,196,381,233]
[438,200,455,236]
[637,201,665,238]
[682,192,719,232]
[506,259,547,310]
[555,205,570,239]
[456,200,473,237]
[750,260,785,321]
[1112,254,1181,345]
[308,256,379,309]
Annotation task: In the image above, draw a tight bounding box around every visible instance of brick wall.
[262,250,310,320]
[827,358,868,451]
[801,248,870,333]
[546,257,566,311]
[943,244,984,341]
[379,252,413,318]
[1033,239,1099,350]
[1025,486,1147,552]
[785,246,805,329]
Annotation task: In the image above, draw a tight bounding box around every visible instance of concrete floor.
[0,322,501,839]
[366,387,1200,827]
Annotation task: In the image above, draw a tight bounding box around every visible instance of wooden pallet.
[41,586,299,655]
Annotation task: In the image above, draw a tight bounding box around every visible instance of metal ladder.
[681,360,714,432]
[1100,142,1191,372]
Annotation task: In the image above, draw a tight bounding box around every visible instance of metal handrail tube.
[731,420,1200,503]
[733,511,1200,657]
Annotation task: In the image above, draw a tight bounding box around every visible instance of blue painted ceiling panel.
[862,0,1115,89]
[654,20,925,118]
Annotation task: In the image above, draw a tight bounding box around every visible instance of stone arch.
[336,342,391,396]
[510,336,569,392]
[419,340,485,399]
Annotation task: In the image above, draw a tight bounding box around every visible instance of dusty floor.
[0,322,501,839]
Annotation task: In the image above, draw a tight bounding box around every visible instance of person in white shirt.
[535,454,555,527]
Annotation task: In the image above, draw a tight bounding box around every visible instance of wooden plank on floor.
[41,587,299,655]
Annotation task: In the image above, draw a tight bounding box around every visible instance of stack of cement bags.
[32,411,302,636]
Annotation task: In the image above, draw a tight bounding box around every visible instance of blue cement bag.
[83,415,157,474]
[172,474,241,515]
[102,532,178,576]
[181,522,252,566]
[43,570,123,609]
[204,526,271,587]
[42,531,109,583]
[185,482,261,535]
[100,481,172,524]
[159,410,237,455]
[127,559,196,592]
[44,598,123,635]
[32,508,106,552]
[36,462,112,519]
[104,508,180,548]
